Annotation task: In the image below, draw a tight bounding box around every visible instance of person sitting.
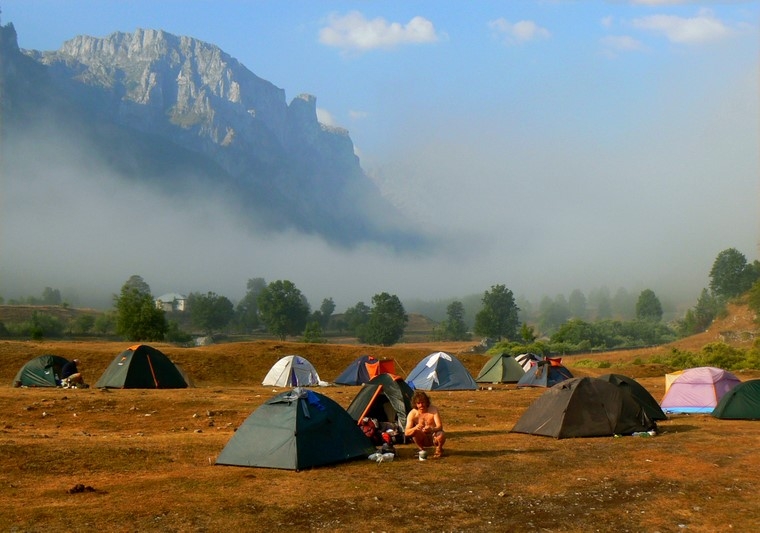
[61,359,85,388]
[405,390,446,458]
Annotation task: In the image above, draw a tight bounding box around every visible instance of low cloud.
[318,11,440,53]
[316,107,337,126]
[488,18,551,45]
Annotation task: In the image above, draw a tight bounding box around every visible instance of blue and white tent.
[406,352,477,391]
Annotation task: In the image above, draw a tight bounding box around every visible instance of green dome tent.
[346,373,414,432]
[712,379,760,420]
[13,354,70,387]
[475,352,526,383]
[95,345,188,389]
[216,388,375,470]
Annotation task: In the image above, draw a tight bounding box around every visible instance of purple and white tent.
[660,367,740,414]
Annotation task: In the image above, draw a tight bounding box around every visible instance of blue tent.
[516,358,573,388]
[334,355,378,385]
[406,352,477,391]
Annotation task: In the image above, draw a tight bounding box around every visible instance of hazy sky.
[1,1,758,312]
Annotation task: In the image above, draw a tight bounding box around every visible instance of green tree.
[124,274,151,295]
[41,287,62,305]
[612,287,636,320]
[257,280,310,340]
[568,289,587,319]
[589,286,613,320]
[636,289,663,322]
[710,248,754,300]
[94,313,115,335]
[188,291,234,335]
[235,277,266,333]
[343,301,371,335]
[538,294,571,334]
[359,292,408,346]
[71,314,95,335]
[520,323,537,343]
[114,277,167,341]
[302,321,326,343]
[319,298,336,328]
[473,284,520,341]
[748,279,760,319]
[434,300,470,341]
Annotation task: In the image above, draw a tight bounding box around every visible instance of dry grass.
[1,304,759,532]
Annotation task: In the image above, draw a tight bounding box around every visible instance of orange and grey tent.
[346,373,414,430]
[95,344,189,389]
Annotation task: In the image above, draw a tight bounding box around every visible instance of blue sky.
[1,1,758,311]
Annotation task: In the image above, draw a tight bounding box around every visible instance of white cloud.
[488,18,551,45]
[632,9,733,43]
[601,16,614,29]
[601,34,646,52]
[316,107,337,126]
[318,11,440,52]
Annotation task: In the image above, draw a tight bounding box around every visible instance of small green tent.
[216,388,376,470]
[712,379,760,419]
[476,352,526,383]
[13,354,70,387]
[95,345,188,389]
[346,373,414,431]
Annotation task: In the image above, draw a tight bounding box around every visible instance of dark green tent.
[712,379,760,419]
[598,373,667,421]
[95,345,188,389]
[476,352,526,383]
[511,377,656,438]
[216,388,376,470]
[346,373,414,430]
[13,354,70,387]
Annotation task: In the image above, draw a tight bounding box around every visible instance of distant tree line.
[2,247,757,349]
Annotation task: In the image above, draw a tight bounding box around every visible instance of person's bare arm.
[431,411,444,433]
[405,409,421,436]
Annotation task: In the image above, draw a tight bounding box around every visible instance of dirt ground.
[1,305,758,532]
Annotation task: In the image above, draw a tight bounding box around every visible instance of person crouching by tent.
[61,359,87,388]
[405,391,446,459]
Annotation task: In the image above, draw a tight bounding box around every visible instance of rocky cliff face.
[1,25,420,248]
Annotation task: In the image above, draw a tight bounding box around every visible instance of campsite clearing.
[2,335,760,531]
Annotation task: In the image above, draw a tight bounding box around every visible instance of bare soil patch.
[1,307,759,532]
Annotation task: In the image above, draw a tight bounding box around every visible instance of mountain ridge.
[1,23,426,250]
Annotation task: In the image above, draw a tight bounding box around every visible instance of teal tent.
[476,352,526,383]
[216,388,375,470]
[13,354,70,387]
[95,345,188,389]
[712,379,760,419]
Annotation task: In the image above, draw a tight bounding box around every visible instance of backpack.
[359,417,383,445]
